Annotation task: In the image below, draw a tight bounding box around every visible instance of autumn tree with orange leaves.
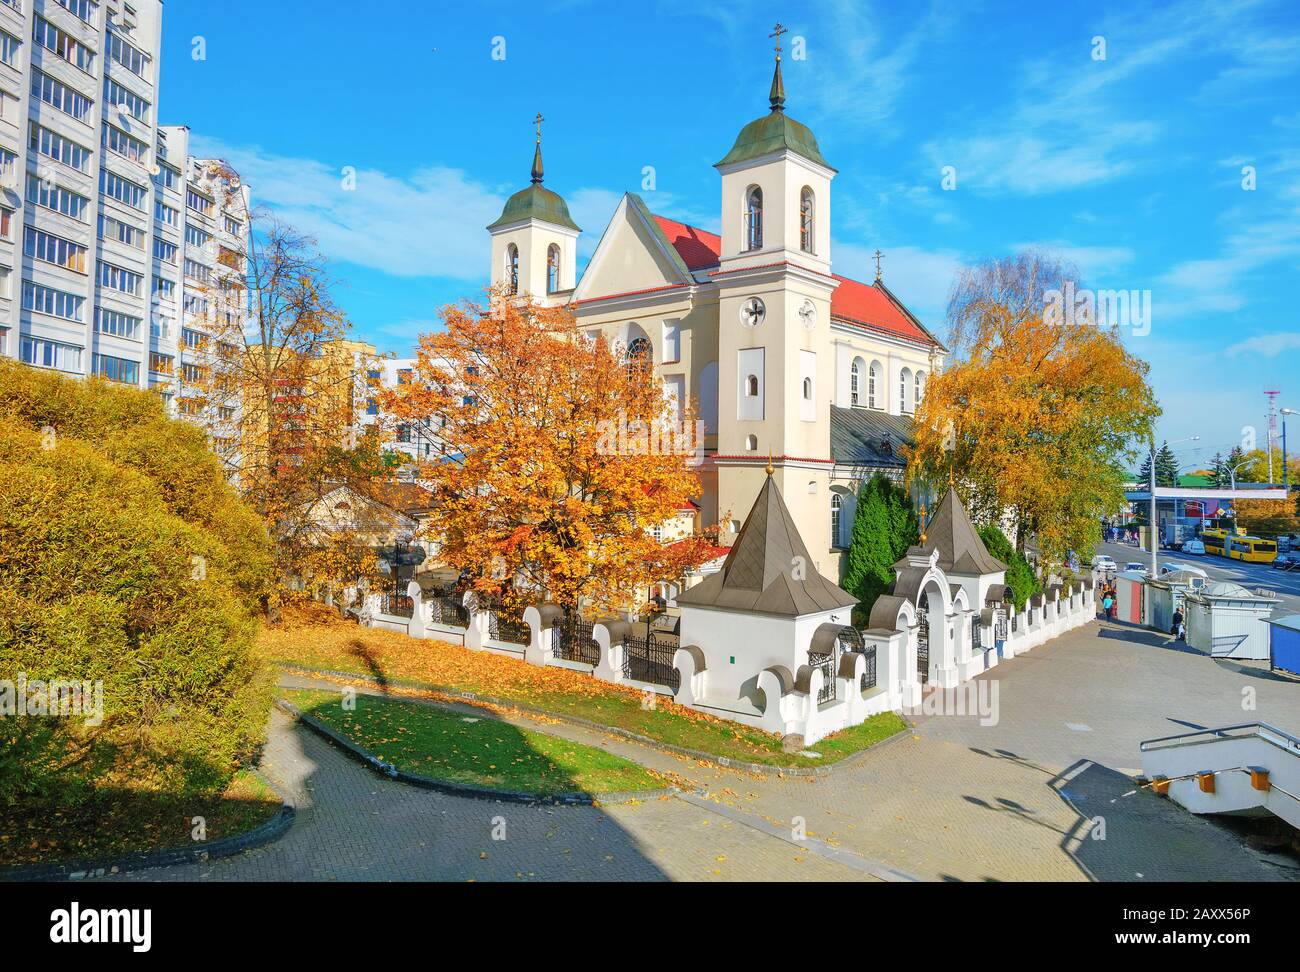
[909,252,1159,566]
[383,289,707,614]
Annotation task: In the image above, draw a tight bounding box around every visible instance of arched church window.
[850,360,861,407]
[505,244,519,296]
[546,244,560,294]
[745,434,758,451]
[802,376,812,400]
[831,493,842,548]
[800,187,815,253]
[745,186,763,251]
[868,361,880,409]
[900,367,912,413]
[626,337,652,379]
[915,371,925,408]
[746,374,759,397]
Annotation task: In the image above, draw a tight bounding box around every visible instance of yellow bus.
[1226,535,1277,564]
[1201,528,1227,557]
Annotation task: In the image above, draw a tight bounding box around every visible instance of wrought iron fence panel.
[430,596,469,628]
[381,593,414,618]
[860,644,877,691]
[808,648,837,704]
[552,614,599,665]
[916,614,930,684]
[490,610,530,646]
[622,631,680,692]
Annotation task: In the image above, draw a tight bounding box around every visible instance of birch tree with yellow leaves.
[909,252,1159,565]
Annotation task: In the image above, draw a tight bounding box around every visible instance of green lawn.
[284,688,665,797]
[0,770,283,869]
[263,622,909,768]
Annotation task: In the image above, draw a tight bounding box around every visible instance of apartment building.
[0,0,250,467]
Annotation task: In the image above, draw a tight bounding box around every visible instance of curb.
[0,773,295,883]
[275,698,673,806]
[277,663,910,778]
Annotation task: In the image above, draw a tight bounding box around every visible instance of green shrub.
[0,362,272,810]
[842,474,919,624]
[977,524,1041,611]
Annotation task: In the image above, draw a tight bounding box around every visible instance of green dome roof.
[716,110,831,170]
[487,182,579,232]
[716,56,833,171]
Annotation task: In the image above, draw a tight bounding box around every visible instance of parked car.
[1181,539,1205,555]
[1159,562,1208,578]
[1124,562,1148,575]
[1273,552,1300,572]
[1092,554,1117,571]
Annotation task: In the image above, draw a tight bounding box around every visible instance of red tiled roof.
[653,216,722,272]
[650,213,937,348]
[830,274,933,345]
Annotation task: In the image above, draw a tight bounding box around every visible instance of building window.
[546,244,560,294]
[21,335,82,371]
[900,367,912,413]
[505,243,519,295]
[108,32,151,78]
[744,186,763,251]
[55,0,98,25]
[0,30,20,67]
[915,371,925,408]
[800,187,815,253]
[831,493,843,548]
[95,306,142,339]
[150,352,174,375]
[105,124,150,165]
[745,434,758,451]
[153,164,181,192]
[34,17,96,73]
[24,227,87,273]
[31,123,92,173]
[28,177,90,222]
[746,374,759,397]
[105,78,151,124]
[850,359,861,407]
[99,262,143,296]
[93,353,140,385]
[626,336,652,380]
[31,69,93,122]
[185,223,212,249]
[803,376,812,400]
[868,362,879,408]
[0,206,11,240]
[186,188,214,217]
[101,169,148,210]
[153,238,178,264]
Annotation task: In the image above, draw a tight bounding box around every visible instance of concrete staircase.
[1140,723,1300,829]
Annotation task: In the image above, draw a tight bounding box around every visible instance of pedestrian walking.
[1101,590,1114,619]
[1171,608,1183,637]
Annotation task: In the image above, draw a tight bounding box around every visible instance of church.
[484,30,947,584]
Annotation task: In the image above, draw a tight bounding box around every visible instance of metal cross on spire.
[769,22,787,58]
[873,249,884,283]
[530,113,545,184]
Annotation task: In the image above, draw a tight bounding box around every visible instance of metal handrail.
[1140,722,1300,754]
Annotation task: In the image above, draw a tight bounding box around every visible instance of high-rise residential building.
[0,0,250,459]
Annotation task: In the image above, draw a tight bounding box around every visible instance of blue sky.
[160,0,1300,474]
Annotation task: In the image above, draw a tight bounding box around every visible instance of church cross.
[533,112,544,143]
[873,249,884,283]
[769,22,787,58]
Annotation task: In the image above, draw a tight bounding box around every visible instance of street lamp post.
[1147,435,1200,576]
[1282,408,1296,490]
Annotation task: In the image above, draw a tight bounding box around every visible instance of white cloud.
[190,136,504,281]
[1012,241,1136,279]
[1225,332,1300,358]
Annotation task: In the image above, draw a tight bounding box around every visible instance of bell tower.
[487,114,580,304]
[712,26,840,569]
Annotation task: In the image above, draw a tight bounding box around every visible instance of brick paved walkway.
[97,620,1300,882]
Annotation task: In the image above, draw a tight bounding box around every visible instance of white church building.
[484,37,946,584]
